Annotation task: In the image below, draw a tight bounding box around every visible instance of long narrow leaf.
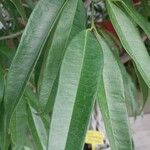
[25,88,50,132]
[39,0,86,112]
[48,30,103,150]
[10,0,27,21]
[26,103,47,150]
[26,0,35,10]
[106,1,150,88]
[119,0,150,39]
[0,104,10,150]
[133,62,149,112]
[5,0,67,122]
[9,98,27,150]
[100,30,137,116]
[97,34,132,150]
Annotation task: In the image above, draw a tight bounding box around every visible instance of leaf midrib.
[65,30,88,149]
[97,32,132,149]
[97,34,118,150]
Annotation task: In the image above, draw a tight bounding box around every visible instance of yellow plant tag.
[85,130,104,150]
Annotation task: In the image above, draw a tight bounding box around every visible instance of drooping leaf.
[97,34,132,150]
[119,0,150,39]
[26,102,47,150]
[48,30,103,150]
[9,98,27,150]
[100,30,137,116]
[106,1,150,88]
[10,0,27,21]
[25,87,50,132]
[133,62,149,112]
[39,0,86,112]
[34,22,58,92]
[5,0,67,122]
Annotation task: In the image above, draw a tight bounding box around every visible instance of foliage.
[0,0,150,150]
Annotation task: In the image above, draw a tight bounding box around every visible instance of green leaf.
[25,87,39,111]
[0,103,10,150]
[0,65,4,104]
[0,103,5,149]
[48,30,103,150]
[0,43,15,68]
[119,0,150,39]
[23,146,32,150]
[34,24,58,92]
[25,87,50,132]
[141,0,150,18]
[100,30,137,116]
[10,98,27,150]
[5,0,67,122]
[26,103,47,150]
[39,0,86,112]
[26,0,35,10]
[10,0,27,21]
[43,74,59,115]
[124,73,137,116]
[97,34,132,150]
[106,1,150,88]
[133,62,149,112]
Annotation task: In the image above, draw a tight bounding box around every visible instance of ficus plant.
[0,0,150,150]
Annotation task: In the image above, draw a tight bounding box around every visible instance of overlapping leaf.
[133,62,149,112]
[100,30,137,116]
[5,0,67,121]
[39,0,86,112]
[119,0,150,39]
[26,103,47,150]
[106,1,150,88]
[9,98,27,150]
[11,0,27,21]
[48,30,103,150]
[97,34,132,150]
[25,87,50,132]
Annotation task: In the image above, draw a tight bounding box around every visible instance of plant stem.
[0,30,23,41]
